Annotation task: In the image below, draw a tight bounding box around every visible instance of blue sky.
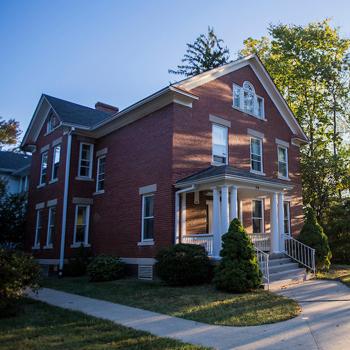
[1,0,350,138]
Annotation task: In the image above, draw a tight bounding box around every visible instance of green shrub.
[213,219,262,292]
[64,245,92,277]
[0,249,41,317]
[155,244,211,286]
[324,200,350,264]
[87,255,125,282]
[298,208,332,270]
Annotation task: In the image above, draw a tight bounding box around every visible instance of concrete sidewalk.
[29,280,350,350]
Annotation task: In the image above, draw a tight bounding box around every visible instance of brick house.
[21,55,309,279]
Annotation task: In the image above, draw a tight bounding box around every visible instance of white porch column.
[229,185,238,222]
[174,193,180,244]
[212,187,221,258]
[221,185,230,234]
[278,192,285,252]
[270,192,279,253]
[181,192,186,237]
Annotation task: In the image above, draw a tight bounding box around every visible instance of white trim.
[46,206,56,247]
[72,197,93,205]
[78,142,94,178]
[277,145,289,179]
[39,151,48,185]
[96,147,108,157]
[137,240,155,246]
[141,193,155,242]
[275,138,289,148]
[73,204,90,246]
[52,137,62,147]
[96,155,106,193]
[284,201,291,236]
[212,123,228,165]
[209,115,231,128]
[252,199,264,234]
[33,209,43,248]
[51,144,61,181]
[250,136,264,174]
[40,144,50,153]
[75,176,94,181]
[247,128,264,139]
[35,202,45,210]
[47,198,57,207]
[139,184,157,195]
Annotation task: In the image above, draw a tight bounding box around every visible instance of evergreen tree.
[213,219,262,292]
[169,26,230,77]
[298,208,332,270]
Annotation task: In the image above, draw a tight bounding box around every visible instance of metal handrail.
[255,247,270,289]
[284,235,316,276]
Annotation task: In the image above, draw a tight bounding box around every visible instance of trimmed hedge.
[155,244,211,286]
[87,255,125,282]
[213,219,262,292]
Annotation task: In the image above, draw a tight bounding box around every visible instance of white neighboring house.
[0,151,31,194]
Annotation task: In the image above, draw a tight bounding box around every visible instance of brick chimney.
[95,101,119,114]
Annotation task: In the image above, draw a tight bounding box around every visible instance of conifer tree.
[169,26,230,77]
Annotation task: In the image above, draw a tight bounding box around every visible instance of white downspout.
[58,127,74,276]
[174,185,195,244]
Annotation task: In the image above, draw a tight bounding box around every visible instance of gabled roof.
[174,55,308,142]
[0,151,31,173]
[176,165,293,190]
[44,94,113,128]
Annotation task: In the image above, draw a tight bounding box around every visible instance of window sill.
[43,244,53,249]
[37,183,46,189]
[49,179,58,184]
[278,175,291,181]
[93,190,105,195]
[211,161,227,167]
[232,105,266,121]
[75,176,94,181]
[250,170,266,176]
[70,243,91,248]
[32,245,40,250]
[137,240,155,246]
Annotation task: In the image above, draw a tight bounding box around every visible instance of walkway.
[29,280,350,350]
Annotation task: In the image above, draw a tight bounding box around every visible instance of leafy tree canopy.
[169,26,230,77]
[0,117,21,150]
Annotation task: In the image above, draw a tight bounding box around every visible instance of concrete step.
[268,262,299,274]
[268,257,293,267]
[269,268,306,282]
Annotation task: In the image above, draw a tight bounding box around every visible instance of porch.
[174,166,292,259]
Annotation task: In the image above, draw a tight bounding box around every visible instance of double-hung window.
[278,146,288,178]
[233,81,265,119]
[39,151,48,185]
[141,194,154,241]
[34,209,43,248]
[73,205,90,245]
[284,202,291,236]
[212,124,228,165]
[252,199,264,234]
[51,145,61,181]
[78,143,93,178]
[46,207,56,247]
[250,137,263,173]
[96,156,106,192]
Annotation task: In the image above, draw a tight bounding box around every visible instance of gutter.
[174,185,195,244]
[58,127,74,276]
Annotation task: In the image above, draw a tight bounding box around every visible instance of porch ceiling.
[175,165,293,192]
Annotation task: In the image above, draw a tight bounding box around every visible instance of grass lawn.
[0,298,208,350]
[42,277,300,326]
[317,264,350,287]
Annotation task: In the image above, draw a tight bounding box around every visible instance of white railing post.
[212,187,221,258]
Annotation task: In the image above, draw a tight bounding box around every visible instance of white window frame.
[73,205,90,246]
[212,123,228,166]
[46,112,60,134]
[51,144,61,181]
[78,143,94,178]
[96,155,106,193]
[250,137,264,174]
[252,199,264,234]
[33,209,43,248]
[284,201,291,236]
[232,82,265,120]
[39,151,48,185]
[277,145,289,179]
[45,206,56,248]
[141,193,155,242]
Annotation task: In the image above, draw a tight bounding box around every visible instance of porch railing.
[249,233,270,252]
[284,235,316,275]
[182,234,213,256]
[255,247,270,288]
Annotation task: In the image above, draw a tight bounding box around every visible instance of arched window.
[47,112,59,133]
[233,81,265,119]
